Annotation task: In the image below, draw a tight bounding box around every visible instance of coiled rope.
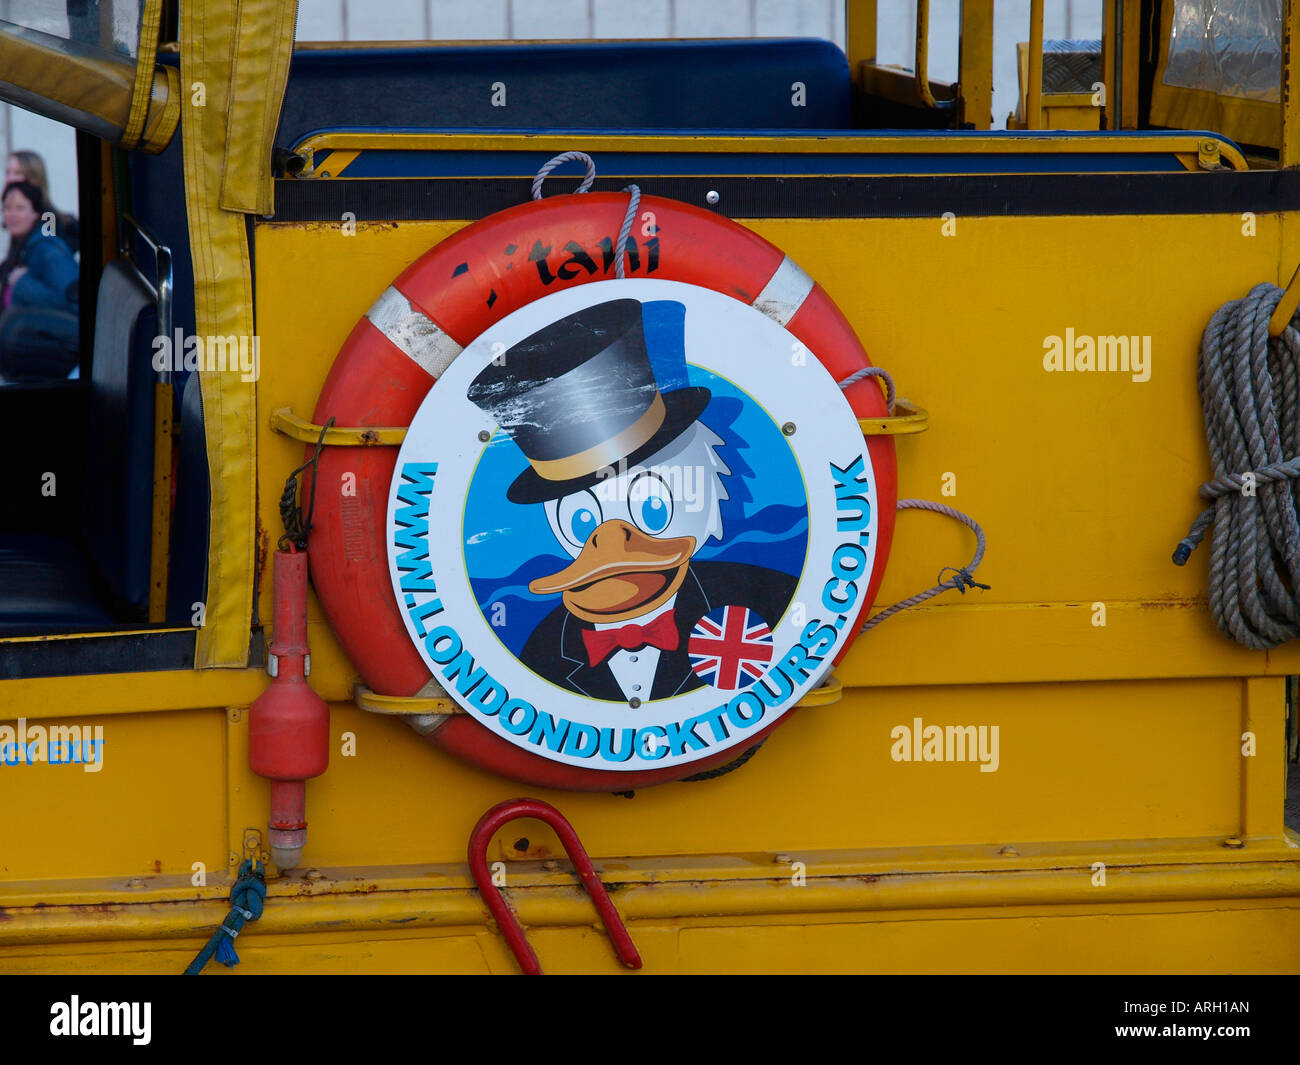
[839,367,990,630]
[1172,282,1300,649]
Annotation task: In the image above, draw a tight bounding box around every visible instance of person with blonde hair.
[5,150,79,255]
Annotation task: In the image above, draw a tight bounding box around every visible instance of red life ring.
[306,192,897,790]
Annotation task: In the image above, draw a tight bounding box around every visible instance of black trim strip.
[0,629,198,680]
[274,171,1300,222]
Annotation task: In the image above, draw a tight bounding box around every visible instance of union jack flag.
[688,606,775,690]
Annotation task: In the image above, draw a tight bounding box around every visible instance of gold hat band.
[526,392,666,482]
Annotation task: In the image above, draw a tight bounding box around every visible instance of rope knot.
[938,566,990,593]
[184,859,266,974]
[229,864,267,920]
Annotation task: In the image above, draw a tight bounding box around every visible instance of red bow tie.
[582,611,679,666]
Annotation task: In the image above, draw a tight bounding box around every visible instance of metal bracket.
[354,683,463,715]
[798,673,843,706]
[270,407,407,446]
[858,398,929,436]
[242,828,265,865]
[275,395,926,446]
[1269,262,1300,338]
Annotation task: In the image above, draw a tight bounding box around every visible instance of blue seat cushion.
[0,534,116,635]
[166,371,209,624]
[82,261,156,614]
[278,39,852,143]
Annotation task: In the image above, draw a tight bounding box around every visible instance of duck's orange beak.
[529,519,695,623]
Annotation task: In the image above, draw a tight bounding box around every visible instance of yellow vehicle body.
[4,170,1299,973]
[1,2,1299,975]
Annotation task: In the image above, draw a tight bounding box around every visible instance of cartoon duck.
[468,298,796,703]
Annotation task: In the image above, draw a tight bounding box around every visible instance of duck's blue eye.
[629,471,674,536]
[639,495,669,533]
[555,490,603,550]
[570,507,598,543]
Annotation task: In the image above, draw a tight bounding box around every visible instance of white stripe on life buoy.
[404,676,455,736]
[365,286,463,378]
[751,255,815,327]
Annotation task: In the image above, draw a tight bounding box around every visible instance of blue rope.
[184,859,267,975]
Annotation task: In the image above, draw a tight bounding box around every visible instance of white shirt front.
[593,596,678,702]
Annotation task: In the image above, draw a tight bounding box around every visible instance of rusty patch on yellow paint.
[264,221,402,233]
[254,517,270,602]
[498,835,553,862]
[1138,596,1201,611]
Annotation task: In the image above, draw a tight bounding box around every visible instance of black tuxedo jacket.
[519,560,797,702]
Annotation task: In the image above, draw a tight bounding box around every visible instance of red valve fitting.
[248,547,330,869]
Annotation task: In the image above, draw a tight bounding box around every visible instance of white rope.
[837,369,988,630]
[531,152,639,281]
[839,365,896,414]
[615,184,640,280]
[531,151,596,199]
[859,501,989,631]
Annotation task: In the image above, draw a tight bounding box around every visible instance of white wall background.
[3,1,1103,255]
[292,0,1101,126]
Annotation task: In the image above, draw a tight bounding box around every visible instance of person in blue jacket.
[0,180,79,381]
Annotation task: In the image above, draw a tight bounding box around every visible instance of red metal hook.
[469,798,642,975]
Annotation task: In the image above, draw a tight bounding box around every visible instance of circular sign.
[387,279,878,771]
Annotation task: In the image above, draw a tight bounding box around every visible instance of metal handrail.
[117,211,176,624]
[119,212,173,381]
[1027,0,1045,130]
[469,799,642,975]
[914,0,957,113]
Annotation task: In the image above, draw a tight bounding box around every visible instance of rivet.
[782,422,796,436]
[629,697,642,708]
[1222,836,1246,849]
[999,845,1019,857]
[477,430,491,442]
[705,190,720,205]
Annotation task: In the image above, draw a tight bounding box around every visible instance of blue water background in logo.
[464,368,809,656]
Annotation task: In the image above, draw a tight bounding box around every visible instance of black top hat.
[468,299,710,504]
